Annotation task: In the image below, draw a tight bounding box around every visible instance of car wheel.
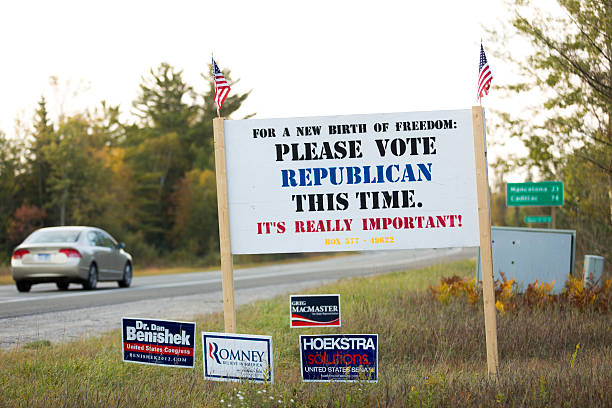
[16,281,31,293]
[83,264,98,290]
[56,281,69,291]
[118,263,132,288]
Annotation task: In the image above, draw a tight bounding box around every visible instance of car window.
[103,232,118,248]
[87,231,99,246]
[95,231,116,248]
[25,230,81,243]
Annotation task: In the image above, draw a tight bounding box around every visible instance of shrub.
[561,275,612,313]
[430,273,612,314]
[429,275,480,306]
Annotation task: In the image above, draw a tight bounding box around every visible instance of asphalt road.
[0,248,475,319]
[0,248,476,348]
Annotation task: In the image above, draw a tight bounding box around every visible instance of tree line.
[0,62,250,265]
[1,0,609,272]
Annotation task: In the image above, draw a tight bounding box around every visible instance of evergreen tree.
[27,96,55,214]
[125,62,251,251]
[125,63,196,246]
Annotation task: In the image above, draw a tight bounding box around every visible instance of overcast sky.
[1,0,516,160]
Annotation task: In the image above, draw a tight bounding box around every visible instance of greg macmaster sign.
[223,110,480,254]
[290,294,340,327]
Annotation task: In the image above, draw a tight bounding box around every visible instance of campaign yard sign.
[202,332,273,383]
[122,318,195,368]
[290,294,341,327]
[300,334,378,382]
[222,110,480,254]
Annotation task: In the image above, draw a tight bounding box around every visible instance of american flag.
[212,58,231,116]
[477,44,493,100]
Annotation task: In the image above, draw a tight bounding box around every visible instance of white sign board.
[223,109,479,254]
[202,332,273,383]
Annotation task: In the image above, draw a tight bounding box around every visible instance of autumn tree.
[492,0,611,261]
[41,103,124,228]
[0,132,26,259]
[8,204,46,245]
[169,168,218,257]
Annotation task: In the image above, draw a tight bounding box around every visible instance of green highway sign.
[507,181,563,207]
[524,216,552,224]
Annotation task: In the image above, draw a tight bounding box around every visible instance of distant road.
[0,248,476,348]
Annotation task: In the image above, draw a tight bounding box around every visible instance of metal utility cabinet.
[477,227,576,294]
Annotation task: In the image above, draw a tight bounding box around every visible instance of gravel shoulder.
[0,279,334,349]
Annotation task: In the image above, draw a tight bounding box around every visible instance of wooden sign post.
[213,117,236,333]
[472,106,499,376]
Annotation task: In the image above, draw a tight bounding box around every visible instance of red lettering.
[392,218,402,229]
[361,215,462,231]
[295,221,305,233]
[307,220,316,232]
[343,219,352,231]
[404,216,415,229]
[436,215,446,227]
[416,216,425,228]
[380,218,392,229]
[426,216,435,228]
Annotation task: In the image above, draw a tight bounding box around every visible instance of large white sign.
[223,109,479,254]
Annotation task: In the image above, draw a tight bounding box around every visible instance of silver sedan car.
[11,226,133,292]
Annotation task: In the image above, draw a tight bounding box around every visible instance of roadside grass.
[0,266,10,285]
[1,259,612,407]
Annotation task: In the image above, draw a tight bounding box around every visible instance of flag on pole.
[477,44,493,100]
[212,58,231,116]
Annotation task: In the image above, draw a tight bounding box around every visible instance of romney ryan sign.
[202,332,273,383]
[222,110,480,254]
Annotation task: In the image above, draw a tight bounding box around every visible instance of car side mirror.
[117,242,126,250]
